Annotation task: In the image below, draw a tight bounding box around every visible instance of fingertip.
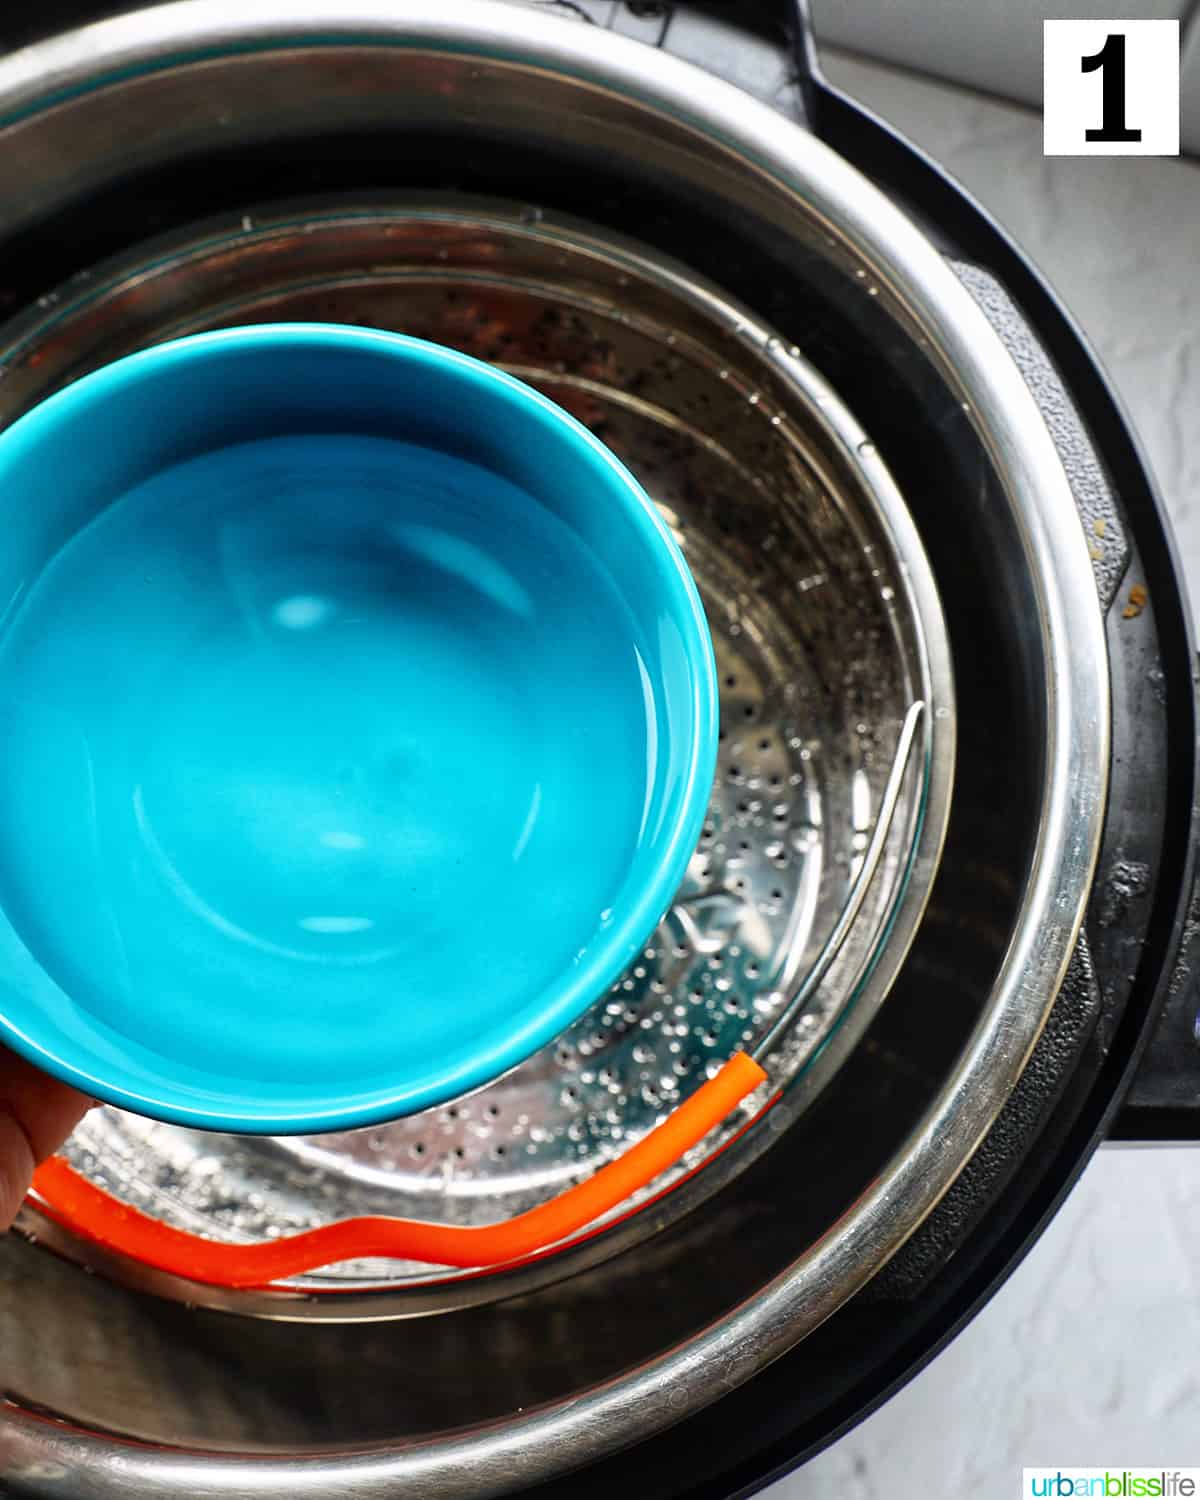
[0,1105,35,1233]
[0,1049,91,1166]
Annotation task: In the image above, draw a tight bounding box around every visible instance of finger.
[0,1049,91,1231]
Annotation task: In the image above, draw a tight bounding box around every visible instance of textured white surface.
[810,2,1200,153]
[1182,13,1200,153]
[765,52,1200,1499]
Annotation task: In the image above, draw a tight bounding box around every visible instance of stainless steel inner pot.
[0,3,1108,1496]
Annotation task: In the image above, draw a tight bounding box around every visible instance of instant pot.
[0,2,1195,1496]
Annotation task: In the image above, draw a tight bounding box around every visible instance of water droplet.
[520,205,544,224]
[880,585,895,602]
[857,440,876,457]
[747,392,760,406]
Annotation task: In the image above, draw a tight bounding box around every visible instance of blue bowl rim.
[0,323,719,1133]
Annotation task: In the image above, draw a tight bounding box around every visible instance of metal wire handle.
[752,698,927,1062]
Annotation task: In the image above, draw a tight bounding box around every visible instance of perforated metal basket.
[9,197,954,1316]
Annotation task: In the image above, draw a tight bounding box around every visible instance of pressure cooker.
[0,2,1195,1496]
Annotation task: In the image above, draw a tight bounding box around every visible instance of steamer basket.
[10,198,953,1316]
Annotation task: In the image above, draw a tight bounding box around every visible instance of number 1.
[1082,33,1142,142]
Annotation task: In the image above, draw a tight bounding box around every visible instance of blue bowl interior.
[0,326,716,1130]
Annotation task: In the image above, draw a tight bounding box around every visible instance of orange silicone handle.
[29,1052,768,1289]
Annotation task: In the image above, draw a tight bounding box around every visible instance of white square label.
[1044,19,1179,156]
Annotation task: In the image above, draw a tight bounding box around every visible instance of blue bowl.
[0,325,717,1132]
